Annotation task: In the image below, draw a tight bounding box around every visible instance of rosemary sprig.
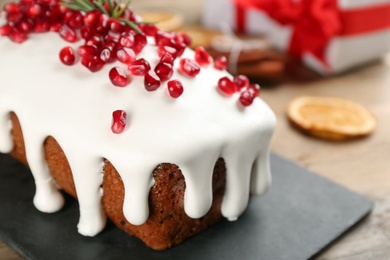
[60,0,142,33]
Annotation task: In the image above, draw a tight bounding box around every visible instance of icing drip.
[0,15,276,236]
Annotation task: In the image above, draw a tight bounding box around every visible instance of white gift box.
[203,0,390,75]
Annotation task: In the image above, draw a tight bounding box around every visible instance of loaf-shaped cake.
[0,0,276,250]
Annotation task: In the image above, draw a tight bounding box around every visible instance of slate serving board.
[0,153,372,260]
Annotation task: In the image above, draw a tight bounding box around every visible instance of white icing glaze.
[0,14,276,236]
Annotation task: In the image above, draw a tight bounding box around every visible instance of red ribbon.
[233,0,390,64]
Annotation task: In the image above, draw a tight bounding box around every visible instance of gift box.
[203,0,390,75]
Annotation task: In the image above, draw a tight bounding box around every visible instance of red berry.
[167,80,184,98]
[155,62,173,81]
[158,45,177,58]
[160,52,175,65]
[4,3,20,14]
[50,22,63,32]
[195,46,212,67]
[116,47,136,64]
[140,24,158,36]
[239,90,254,106]
[17,20,33,33]
[179,58,200,77]
[144,71,161,91]
[33,20,50,33]
[59,24,78,42]
[78,45,97,57]
[69,12,84,29]
[0,24,12,36]
[133,33,147,54]
[233,75,250,90]
[128,58,150,76]
[85,35,102,49]
[107,18,124,33]
[84,11,101,27]
[173,41,186,57]
[8,29,28,43]
[109,67,130,87]
[175,32,191,47]
[26,4,42,18]
[81,56,104,72]
[217,77,237,96]
[111,110,127,134]
[118,32,134,48]
[59,46,76,66]
[100,47,115,63]
[247,83,261,96]
[214,55,228,70]
[80,25,95,39]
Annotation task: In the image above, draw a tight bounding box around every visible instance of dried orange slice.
[287,96,377,141]
[138,11,184,31]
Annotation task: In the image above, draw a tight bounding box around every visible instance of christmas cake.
[0,0,276,250]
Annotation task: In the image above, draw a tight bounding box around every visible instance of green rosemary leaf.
[114,0,131,19]
[60,2,90,12]
[121,19,142,34]
[106,0,113,14]
[74,0,95,11]
[92,0,109,16]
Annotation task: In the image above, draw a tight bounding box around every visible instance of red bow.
[234,0,342,63]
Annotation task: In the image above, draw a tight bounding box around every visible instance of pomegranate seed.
[59,24,78,42]
[20,0,34,6]
[217,77,237,96]
[155,62,173,81]
[6,12,23,23]
[59,46,76,66]
[109,67,130,87]
[214,55,228,70]
[107,18,124,33]
[85,35,102,49]
[173,41,186,57]
[100,47,115,63]
[18,20,33,33]
[33,20,50,33]
[50,23,63,32]
[167,80,184,98]
[4,3,20,14]
[63,10,74,23]
[158,45,177,58]
[160,52,175,65]
[78,45,97,57]
[8,29,28,43]
[111,110,127,134]
[179,58,200,77]
[69,12,84,29]
[195,46,212,67]
[46,6,62,20]
[140,24,158,36]
[133,34,147,54]
[80,25,95,39]
[128,58,150,76]
[175,32,191,46]
[247,83,261,96]
[84,11,100,27]
[158,38,174,48]
[154,31,174,45]
[116,47,136,64]
[239,90,254,106]
[0,24,12,36]
[118,32,134,48]
[81,56,104,72]
[144,71,161,91]
[233,75,250,90]
[26,4,42,18]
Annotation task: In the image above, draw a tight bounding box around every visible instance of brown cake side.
[9,112,226,250]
